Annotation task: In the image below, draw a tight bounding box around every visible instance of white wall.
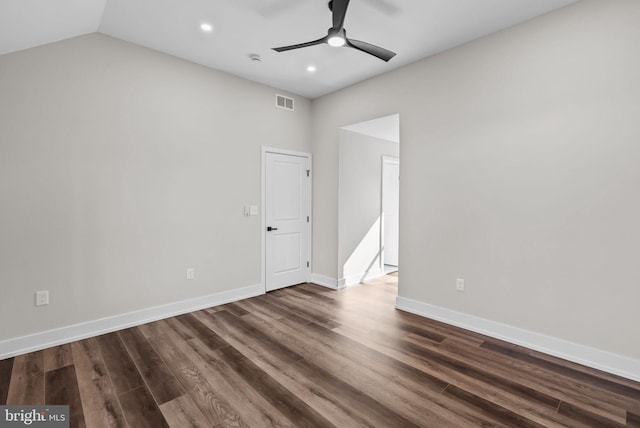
[338,129,398,282]
[0,33,310,343]
[311,0,640,364]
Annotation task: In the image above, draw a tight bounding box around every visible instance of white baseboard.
[311,270,391,290]
[342,269,387,287]
[309,273,339,290]
[0,283,264,360]
[396,296,640,382]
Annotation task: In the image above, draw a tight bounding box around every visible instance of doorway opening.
[338,114,400,287]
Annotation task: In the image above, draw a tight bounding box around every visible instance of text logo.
[0,406,69,428]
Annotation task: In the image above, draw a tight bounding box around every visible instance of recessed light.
[307,65,317,73]
[328,36,345,47]
[200,23,213,32]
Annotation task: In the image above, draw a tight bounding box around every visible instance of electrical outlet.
[186,268,195,280]
[456,278,465,292]
[36,290,49,306]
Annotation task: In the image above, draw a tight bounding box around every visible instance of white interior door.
[382,157,400,267]
[265,151,310,291]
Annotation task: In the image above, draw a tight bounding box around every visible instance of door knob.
[267,226,278,231]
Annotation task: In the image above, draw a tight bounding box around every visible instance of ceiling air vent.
[276,94,294,111]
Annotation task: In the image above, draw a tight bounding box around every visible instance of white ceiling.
[0,0,578,99]
[342,114,399,143]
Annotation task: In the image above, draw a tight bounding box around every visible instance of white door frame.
[261,146,312,292]
[381,155,400,268]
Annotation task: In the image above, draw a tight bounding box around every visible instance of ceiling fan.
[272,0,396,62]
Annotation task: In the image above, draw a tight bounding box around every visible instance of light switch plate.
[36,290,49,306]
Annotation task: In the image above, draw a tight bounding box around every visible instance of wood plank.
[255,294,341,329]
[199,314,421,428]
[277,287,382,330]
[229,358,363,428]
[0,358,14,405]
[407,336,633,420]
[6,351,44,404]
[163,317,302,427]
[333,322,583,427]
[215,345,334,428]
[70,338,109,380]
[421,333,632,420]
[399,311,489,346]
[482,340,640,401]
[217,302,249,317]
[182,342,296,428]
[628,411,640,427]
[174,313,227,351]
[146,319,252,427]
[194,310,304,367]
[43,344,73,372]
[159,394,209,428]
[119,385,169,428]
[296,283,341,299]
[442,384,544,428]
[239,312,511,427]
[45,365,86,428]
[289,357,421,428]
[557,401,627,428]
[400,334,563,410]
[209,308,471,427]
[71,338,128,428]
[288,285,337,303]
[96,332,144,394]
[234,296,313,327]
[118,327,184,404]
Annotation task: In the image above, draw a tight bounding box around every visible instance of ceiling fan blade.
[331,0,350,30]
[346,38,396,62]
[361,0,399,16]
[272,36,328,52]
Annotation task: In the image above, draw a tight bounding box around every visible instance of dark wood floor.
[1,274,639,427]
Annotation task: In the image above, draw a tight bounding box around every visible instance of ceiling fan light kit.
[328,35,346,47]
[272,0,396,62]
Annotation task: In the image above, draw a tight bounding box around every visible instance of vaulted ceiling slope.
[0,0,578,98]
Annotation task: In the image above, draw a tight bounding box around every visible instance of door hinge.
[307,261,310,268]
[306,170,311,177]
[307,216,309,223]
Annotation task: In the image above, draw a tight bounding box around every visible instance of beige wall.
[0,33,311,340]
[311,0,640,360]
